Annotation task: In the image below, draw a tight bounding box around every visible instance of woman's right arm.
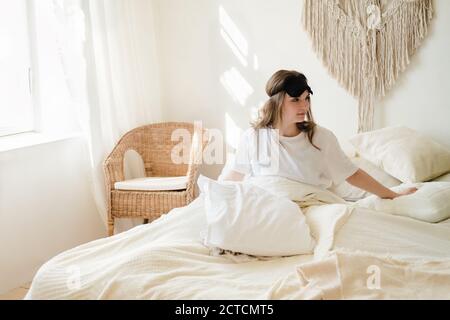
[221,170,245,182]
[346,168,417,199]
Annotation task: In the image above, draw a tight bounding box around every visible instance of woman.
[223,70,417,199]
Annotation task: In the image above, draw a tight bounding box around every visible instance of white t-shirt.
[229,125,358,189]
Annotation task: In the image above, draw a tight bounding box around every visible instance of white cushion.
[197,175,315,256]
[114,176,188,191]
[355,182,450,223]
[329,156,402,202]
[349,126,450,183]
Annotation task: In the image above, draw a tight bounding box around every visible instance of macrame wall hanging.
[302,0,433,133]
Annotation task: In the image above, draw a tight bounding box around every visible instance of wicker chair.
[103,122,209,236]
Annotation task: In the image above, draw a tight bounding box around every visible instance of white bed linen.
[25,178,450,300]
[198,176,315,256]
[25,198,312,300]
[334,206,450,261]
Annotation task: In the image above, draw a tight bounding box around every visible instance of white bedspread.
[25,198,312,299]
[25,178,450,300]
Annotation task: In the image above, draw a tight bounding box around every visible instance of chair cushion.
[114,176,188,191]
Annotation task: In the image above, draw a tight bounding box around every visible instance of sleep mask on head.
[273,74,313,97]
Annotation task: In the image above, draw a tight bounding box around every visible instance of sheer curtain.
[49,0,162,233]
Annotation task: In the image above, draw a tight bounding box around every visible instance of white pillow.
[349,126,450,183]
[197,175,315,256]
[329,156,402,201]
[355,182,450,223]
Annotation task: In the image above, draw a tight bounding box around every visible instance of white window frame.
[0,0,38,138]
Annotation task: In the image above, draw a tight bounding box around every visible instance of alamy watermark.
[66,265,81,290]
[170,120,280,174]
[366,264,381,290]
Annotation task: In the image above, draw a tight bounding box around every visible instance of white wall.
[154,0,450,178]
[1,0,449,295]
[0,137,105,294]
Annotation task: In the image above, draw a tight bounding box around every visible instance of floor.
[0,283,31,300]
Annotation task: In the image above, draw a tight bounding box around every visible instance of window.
[0,0,84,143]
[0,0,35,137]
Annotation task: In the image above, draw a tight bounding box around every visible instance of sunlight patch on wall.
[225,112,242,151]
[220,67,254,106]
[250,106,259,122]
[253,54,259,70]
[219,5,248,67]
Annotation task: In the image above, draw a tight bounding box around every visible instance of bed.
[25,125,450,299]
[24,174,450,300]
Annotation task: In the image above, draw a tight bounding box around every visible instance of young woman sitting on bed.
[222,70,417,200]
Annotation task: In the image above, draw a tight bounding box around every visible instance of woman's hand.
[346,169,419,200]
[386,187,418,200]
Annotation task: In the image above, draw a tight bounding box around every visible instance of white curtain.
[50,0,162,233]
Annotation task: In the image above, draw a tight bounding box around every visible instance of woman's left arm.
[346,169,417,199]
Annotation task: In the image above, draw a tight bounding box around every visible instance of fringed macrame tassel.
[302,0,433,133]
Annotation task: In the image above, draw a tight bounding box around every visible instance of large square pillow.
[349,126,450,183]
[355,182,450,223]
[329,156,402,201]
[197,175,315,256]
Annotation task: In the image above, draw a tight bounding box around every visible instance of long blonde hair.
[251,70,321,151]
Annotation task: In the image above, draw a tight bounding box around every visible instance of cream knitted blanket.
[293,249,450,299]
